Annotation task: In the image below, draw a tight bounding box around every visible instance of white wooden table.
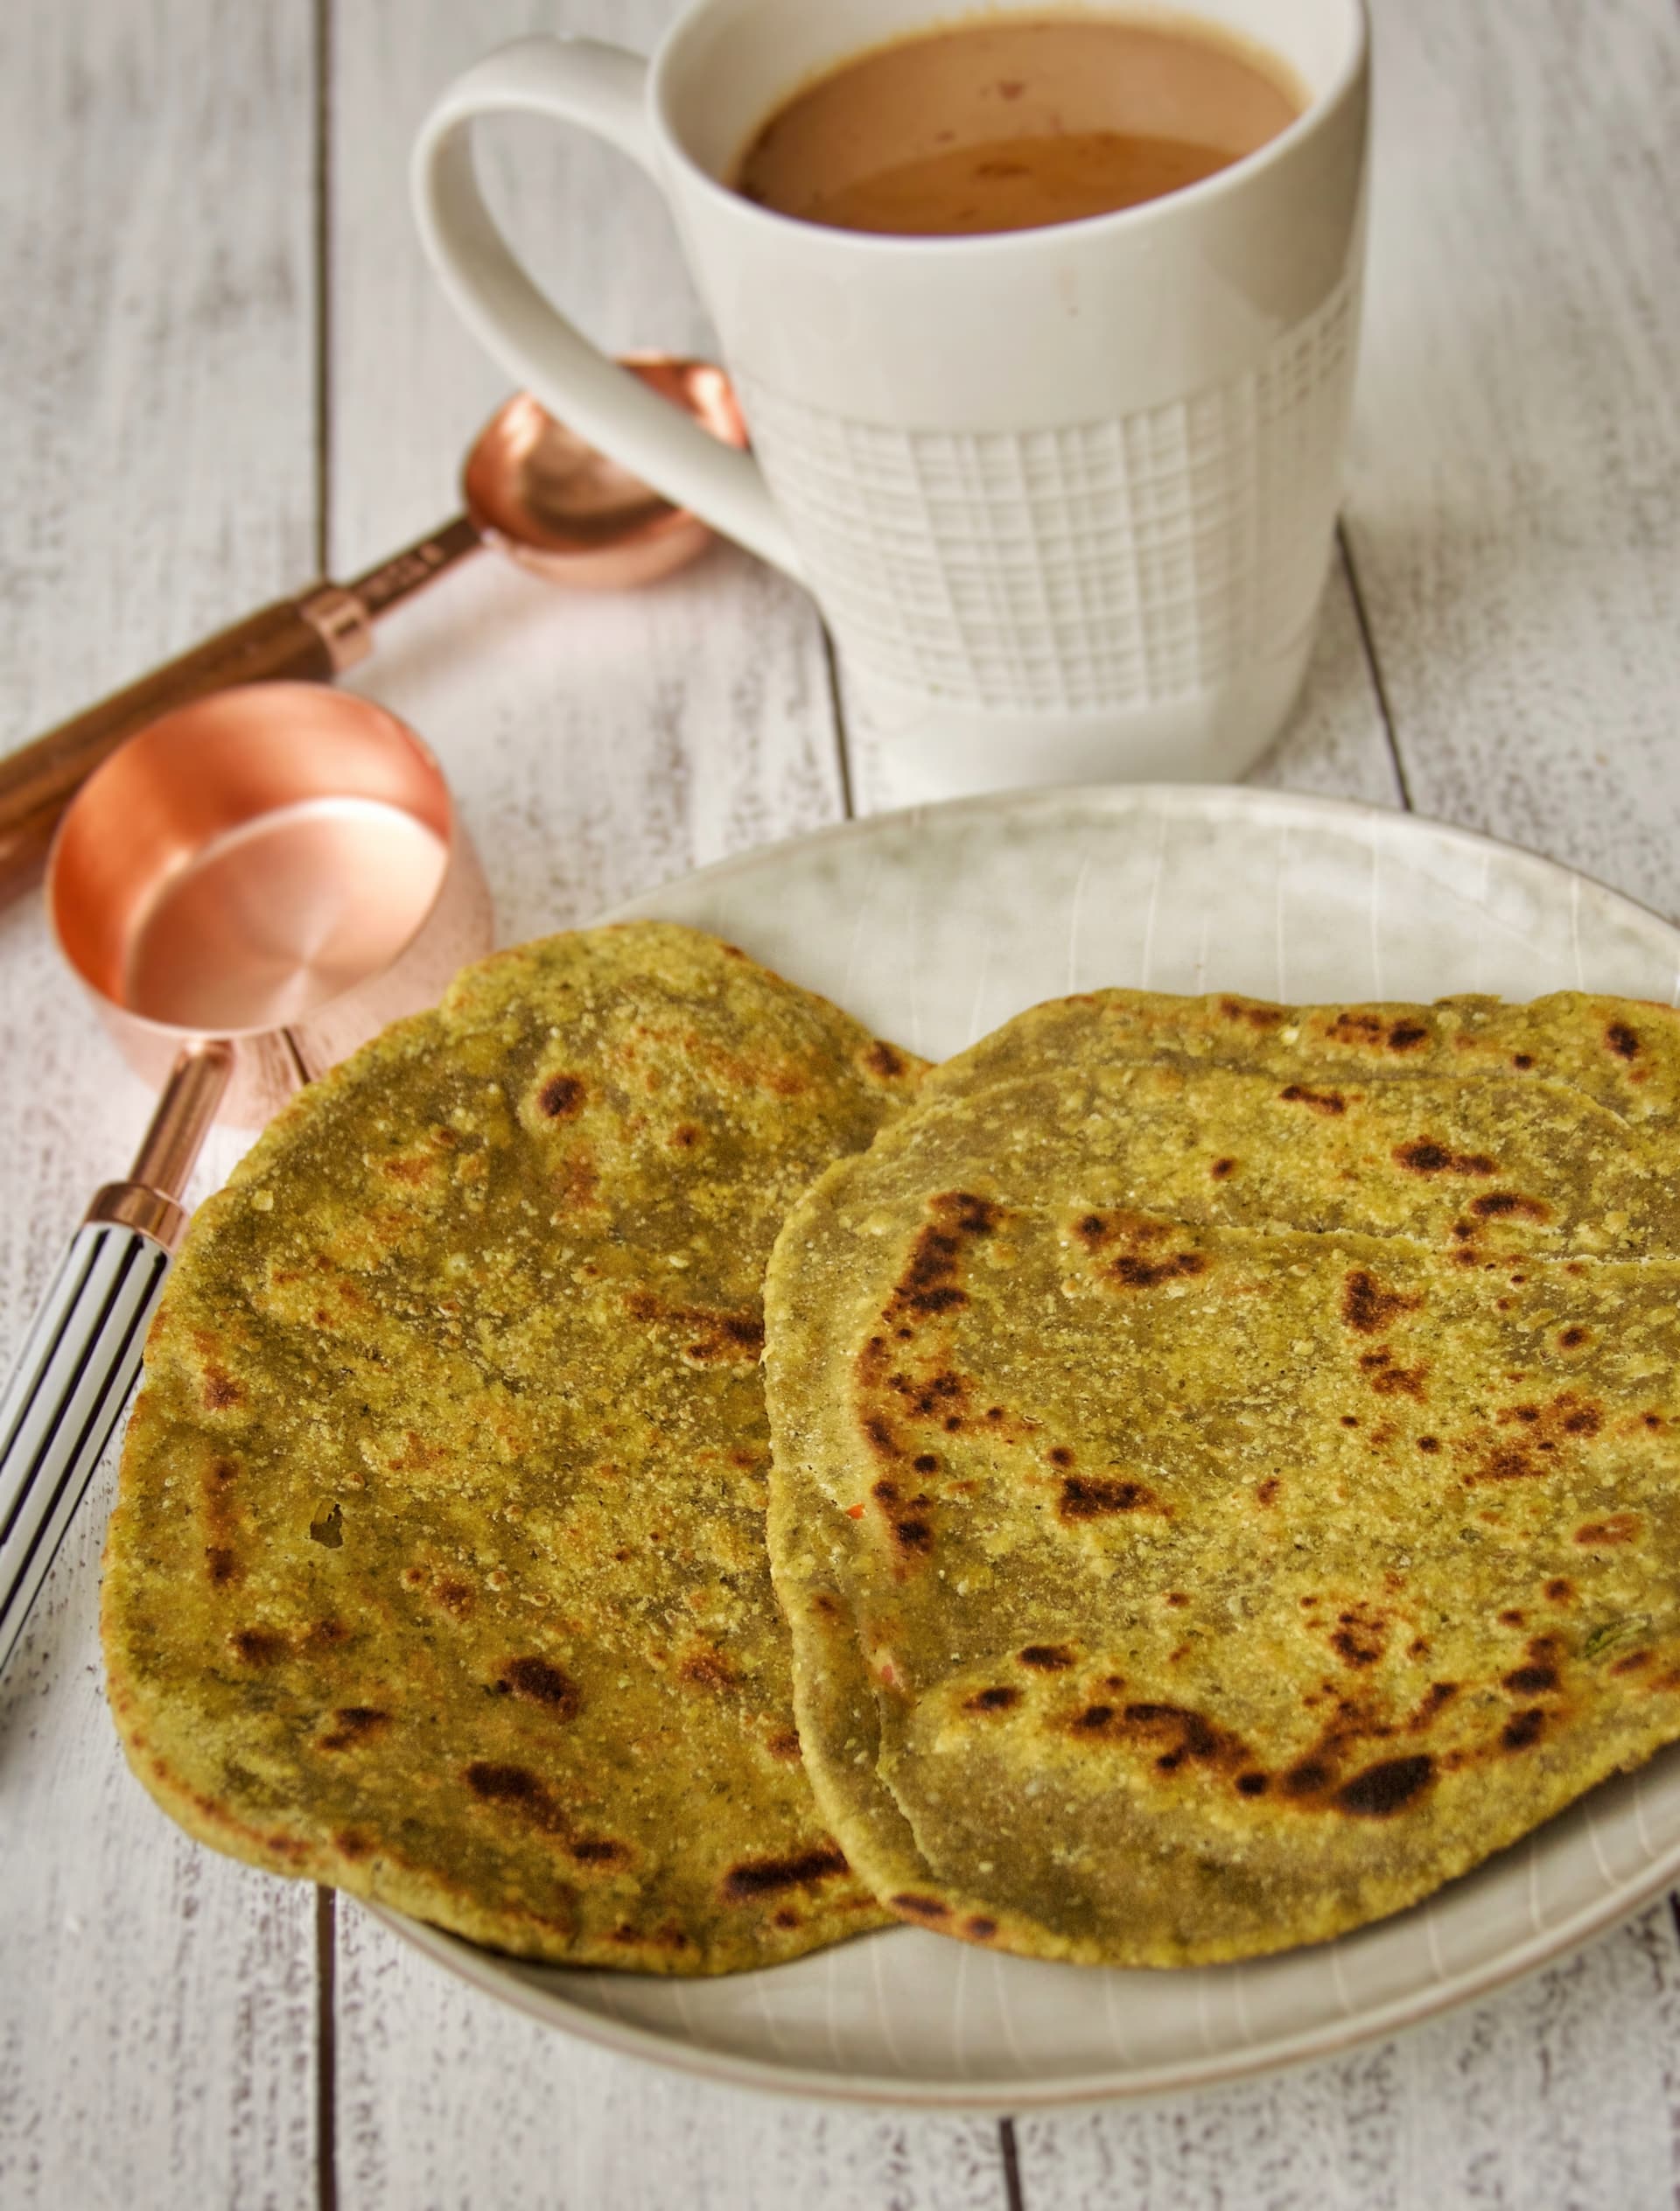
[3,2,1677,2203]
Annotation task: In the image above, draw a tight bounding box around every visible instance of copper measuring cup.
[0,683,494,1674]
[0,358,745,904]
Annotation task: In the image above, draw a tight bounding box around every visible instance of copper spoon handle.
[0,1038,233,1677]
[0,515,482,908]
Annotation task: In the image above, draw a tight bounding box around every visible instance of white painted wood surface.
[1346,0,1680,913]
[0,9,319,2210]
[0,0,1675,2204]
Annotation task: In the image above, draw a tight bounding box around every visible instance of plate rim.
[626,780,1680,980]
[368,1860,1670,2114]
[374,780,1680,2109]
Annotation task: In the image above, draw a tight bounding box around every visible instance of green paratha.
[766,997,1680,1967]
[925,986,1680,1131]
[103,921,922,1973]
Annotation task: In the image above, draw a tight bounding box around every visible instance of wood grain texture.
[327,0,713,571]
[1344,0,1680,911]
[0,5,319,2209]
[338,1905,1008,2211]
[1015,1904,1680,2211]
[0,4,318,742]
[1244,556,1400,810]
[329,0,841,931]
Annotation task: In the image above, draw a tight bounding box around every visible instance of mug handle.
[412,38,802,583]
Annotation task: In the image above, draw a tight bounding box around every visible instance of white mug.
[414,0,1368,801]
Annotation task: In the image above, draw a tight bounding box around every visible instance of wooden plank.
[0,11,319,738]
[1246,556,1402,810]
[1014,1904,1680,2211]
[0,4,319,2208]
[326,4,1006,2203]
[336,540,844,942]
[338,1906,1009,2211]
[1343,0,1680,913]
[327,0,842,928]
[326,0,712,574]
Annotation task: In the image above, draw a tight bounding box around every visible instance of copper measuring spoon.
[0,357,745,905]
[0,683,494,1676]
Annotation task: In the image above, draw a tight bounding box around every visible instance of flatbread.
[774,1059,1676,1261]
[766,1003,1680,1966]
[925,987,1680,1130]
[103,921,922,1973]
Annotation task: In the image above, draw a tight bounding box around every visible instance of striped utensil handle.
[0,1222,171,1676]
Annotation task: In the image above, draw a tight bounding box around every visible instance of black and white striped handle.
[0,1221,172,1675]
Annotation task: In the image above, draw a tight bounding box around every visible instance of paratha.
[925,986,1680,1131]
[766,997,1680,1966]
[103,921,922,1973]
[774,1060,1676,1261]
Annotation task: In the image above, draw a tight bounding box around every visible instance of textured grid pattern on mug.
[740,285,1354,710]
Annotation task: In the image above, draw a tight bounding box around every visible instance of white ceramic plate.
[372,785,1680,2110]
